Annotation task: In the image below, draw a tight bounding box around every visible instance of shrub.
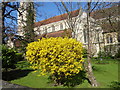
[109,81,120,89]
[2,45,19,71]
[15,53,24,61]
[26,37,84,86]
[83,48,87,58]
[15,60,32,70]
[97,51,113,59]
[115,48,120,58]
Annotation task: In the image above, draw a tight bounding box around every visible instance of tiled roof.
[35,29,72,40]
[34,9,80,27]
[15,30,72,47]
[46,29,72,38]
[35,5,118,27]
[34,5,119,34]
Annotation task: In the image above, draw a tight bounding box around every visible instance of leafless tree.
[90,2,119,57]
[55,1,99,87]
[55,0,119,87]
[82,1,119,86]
[1,2,20,43]
[85,2,98,87]
[55,1,83,39]
[1,1,45,47]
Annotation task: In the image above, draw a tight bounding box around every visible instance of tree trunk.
[86,2,98,87]
[87,57,98,87]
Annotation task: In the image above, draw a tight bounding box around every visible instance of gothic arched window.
[60,23,63,30]
[83,29,88,43]
[44,27,47,33]
[106,34,113,43]
[52,25,55,32]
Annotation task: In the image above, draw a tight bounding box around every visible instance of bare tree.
[55,1,119,87]
[1,1,45,48]
[55,1,83,39]
[90,2,119,57]
[85,2,98,87]
[82,2,119,86]
[55,1,99,87]
[1,2,20,44]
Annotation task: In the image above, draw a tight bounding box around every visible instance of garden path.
[2,80,36,89]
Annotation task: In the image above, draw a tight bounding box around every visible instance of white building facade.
[17,3,106,56]
[34,11,104,56]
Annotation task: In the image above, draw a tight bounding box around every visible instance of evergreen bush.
[2,45,20,71]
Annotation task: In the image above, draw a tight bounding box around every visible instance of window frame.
[60,23,63,30]
[52,25,55,32]
[106,34,113,43]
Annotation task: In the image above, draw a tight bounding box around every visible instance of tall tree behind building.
[24,2,35,43]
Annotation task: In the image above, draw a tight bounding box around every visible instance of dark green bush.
[83,48,87,58]
[48,70,86,87]
[97,51,113,59]
[115,48,120,58]
[92,65,103,71]
[15,53,24,61]
[96,60,109,64]
[15,60,32,70]
[109,81,120,89]
[2,45,23,71]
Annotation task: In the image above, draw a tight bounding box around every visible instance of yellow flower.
[26,37,84,77]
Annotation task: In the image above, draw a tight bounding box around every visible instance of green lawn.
[10,59,119,88]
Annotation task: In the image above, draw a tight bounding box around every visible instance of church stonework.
[17,2,119,57]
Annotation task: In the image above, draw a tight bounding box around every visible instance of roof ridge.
[35,9,80,23]
[34,9,80,27]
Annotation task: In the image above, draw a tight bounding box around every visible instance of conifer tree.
[24,2,35,43]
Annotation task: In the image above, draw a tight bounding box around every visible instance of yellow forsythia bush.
[26,37,84,79]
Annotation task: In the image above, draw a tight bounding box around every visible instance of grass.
[91,60,118,88]
[10,59,119,88]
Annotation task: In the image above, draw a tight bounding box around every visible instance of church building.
[16,2,119,56]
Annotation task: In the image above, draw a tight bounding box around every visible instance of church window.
[60,23,63,30]
[106,34,113,43]
[44,27,47,33]
[83,29,88,43]
[52,25,55,32]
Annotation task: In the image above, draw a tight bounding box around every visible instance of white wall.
[34,11,88,44]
